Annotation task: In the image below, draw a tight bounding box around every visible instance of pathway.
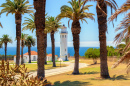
[29,62,88,77]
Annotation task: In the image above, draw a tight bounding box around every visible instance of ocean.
[0,47,99,57]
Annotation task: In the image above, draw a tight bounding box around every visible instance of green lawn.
[47,58,130,86]
[31,60,70,63]
[10,63,68,72]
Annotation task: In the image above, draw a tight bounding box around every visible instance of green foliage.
[0,34,12,45]
[25,36,35,47]
[0,0,33,15]
[107,46,120,56]
[0,55,14,60]
[0,60,51,86]
[57,0,94,26]
[45,16,62,33]
[85,48,100,59]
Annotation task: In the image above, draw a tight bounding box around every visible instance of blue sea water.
[0,47,99,57]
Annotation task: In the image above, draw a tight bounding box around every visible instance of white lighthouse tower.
[60,25,68,61]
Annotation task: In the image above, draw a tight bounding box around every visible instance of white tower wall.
[60,25,68,61]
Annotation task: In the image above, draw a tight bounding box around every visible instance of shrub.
[0,60,51,86]
[85,48,100,64]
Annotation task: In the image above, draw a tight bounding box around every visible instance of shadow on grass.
[89,63,100,66]
[53,81,90,86]
[80,71,99,75]
[89,75,129,81]
[110,75,129,81]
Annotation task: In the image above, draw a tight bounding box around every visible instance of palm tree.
[0,34,12,61]
[22,14,35,33]
[57,0,94,74]
[109,0,130,70]
[21,33,28,64]
[33,0,46,79]
[0,0,33,65]
[84,0,118,78]
[46,16,61,67]
[109,0,130,54]
[22,14,48,64]
[25,36,35,63]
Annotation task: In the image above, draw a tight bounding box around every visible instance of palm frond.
[0,0,34,15]
[109,0,130,22]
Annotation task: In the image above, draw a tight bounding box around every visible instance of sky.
[0,0,127,47]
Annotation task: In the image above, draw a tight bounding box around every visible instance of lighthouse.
[60,25,68,61]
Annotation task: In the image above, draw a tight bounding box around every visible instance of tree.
[109,0,130,52]
[84,0,118,78]
[0,0,33,66]
[0,34,12,61]
[33,0,46,79]
[21,33,28,64]
[22,14,36,33]
[46,16,61,67]
[57,0,94,74]
[109,0,130,70]
[85,48,100,64]
[25,36,35,63]
[22,14,48,65]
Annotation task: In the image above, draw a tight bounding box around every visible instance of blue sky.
[0,0,127,47]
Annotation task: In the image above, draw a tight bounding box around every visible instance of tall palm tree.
[46,16,61,67]
[0,0,33,65]
[21,33,28,64]
[25,36,35,63]
[33,0,46,79]
[57,0,94,74]
[22,14,48,64]
[84,0,118,78]
[0,34,12,61]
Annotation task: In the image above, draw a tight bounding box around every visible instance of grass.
[10,63,68,72]
[47,58,130,86]
[31,60,69,63]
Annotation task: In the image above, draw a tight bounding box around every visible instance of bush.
[0,54,14,60]
[85,48,100,64]
[0,60,51,86]
[107,46,120,56]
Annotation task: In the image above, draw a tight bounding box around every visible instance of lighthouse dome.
[60,25,68,33]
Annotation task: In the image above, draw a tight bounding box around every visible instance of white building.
[60,25,68,61]
[14,51,58,63]
[46,54,58,61]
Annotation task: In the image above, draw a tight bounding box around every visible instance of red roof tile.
[24,51,37,55]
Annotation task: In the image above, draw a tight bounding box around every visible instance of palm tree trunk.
[15,13,21,66]
[51,31,56,67]
[96,1,110,78]
[44,33,47,64]
[72,20,81,74]
[4,43,7,61]
[21,41,24,64]
[34,0,46,80]
[28,46,31,63]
